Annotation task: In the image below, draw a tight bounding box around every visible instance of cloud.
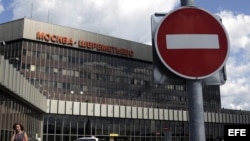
[0,0,4,14]
[218,10,250,110]
[218,10,250,51]
[10,0,179,44]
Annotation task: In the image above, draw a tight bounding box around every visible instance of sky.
[0,0,250,110]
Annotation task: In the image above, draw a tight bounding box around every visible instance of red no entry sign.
[154,7,229,79]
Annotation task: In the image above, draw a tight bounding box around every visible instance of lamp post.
[80,91,84,102]
[8,57,20,70]
[70,90,74,101]
[0,41,5,55]
[0,41,5,46]
[8,57,19,60]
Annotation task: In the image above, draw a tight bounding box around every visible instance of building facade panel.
[173,110,178,121]
[16,73,21,94]
[225,113,229,123]
[0,55,45,141]
[138,107,143,119]
[245,115,248,124]
[153,108,159,120]
[169,109,173,121]
[143,107,149,119]
[58,100,65,114]
[73,102,80,115]
[0,57,5,83]
[132,107,137,119]
[149,108,153,119]
[178,110,183,121]
[66,101,73,114]
[20,19,152,62]
[120,106,125,118]
[215,113,219,123]
[12,67,17,93]
[126,106,132,118]
[183,111,188,121]
[204,112,208,122]
[8,64,14,90]
[107,105,113,117]
[50,100,58,114]
[101,104,107,117]
[88,103,94,116]
[247,115,250,124]
[80,103,87,116]
[0,19,24,41]
[4,59,9,87]
[114,105,119,118]
[164,109,168,120]
[159,109,164,120]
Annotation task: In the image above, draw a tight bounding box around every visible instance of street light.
[0,41,5,56]
[0,41,5,46]
[8,57,20,70]
[70,90,74,101]
[8,57,19,61]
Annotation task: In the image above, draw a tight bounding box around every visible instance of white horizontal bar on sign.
[166,34,219,49]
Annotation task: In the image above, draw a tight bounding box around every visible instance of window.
[58,68,62,75]
[75,71,79,77]
[70,70,74,76]
[62,70,67,75]
[32,51,37,57]
[67,70,71,76]
[48,81,54,87]
[80,71,84,78]
[40,67,45,72]
[63,56,67,62]
[40,52,46,58]
[52,54,59,60]
[26,50,32,56]
[53,68,58,73]
[21,63,26,70]
[26,64,31,70]
[45,67,50,73]
[30,65,36,71]
[22,50,26,55]
[57,83,62,88]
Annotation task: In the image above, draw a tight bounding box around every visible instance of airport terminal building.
[0,18,250,141]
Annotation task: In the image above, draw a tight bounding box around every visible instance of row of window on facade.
[29,78,184,96]
[25,49,87,63]
[24,67,150,87]
[29,79,186,105]
[43,114,225,141]
[23,49,152,75]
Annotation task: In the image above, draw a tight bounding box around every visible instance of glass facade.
[44,114,190,141]
[0,88,43,141]
[0,39,226,141]
[1,40,221,111]
[43,114,232,141]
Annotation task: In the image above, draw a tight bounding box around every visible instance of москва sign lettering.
[36,32,134,57]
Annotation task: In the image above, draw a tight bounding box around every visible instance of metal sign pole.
[180,0,206,141]
[187,80,206,141]
[180,0,195,6]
